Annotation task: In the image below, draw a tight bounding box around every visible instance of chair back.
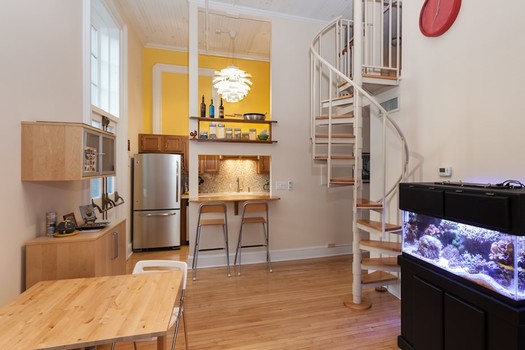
[199,202,227,214]
[133,260,188,289]
[242,201,268,214]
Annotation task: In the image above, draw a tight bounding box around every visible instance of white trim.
[152,64,216,133]
[145,43,270,62]
[187,244,352,269]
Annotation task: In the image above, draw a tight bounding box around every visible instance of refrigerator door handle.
[138,212,177,217]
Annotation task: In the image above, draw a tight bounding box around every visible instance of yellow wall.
[143,48,270,136]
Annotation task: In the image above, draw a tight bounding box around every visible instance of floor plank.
[117,248,400,349]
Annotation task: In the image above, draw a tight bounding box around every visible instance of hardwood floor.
[117,248,400,350]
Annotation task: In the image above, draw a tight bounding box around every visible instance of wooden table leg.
[157,335,167,350]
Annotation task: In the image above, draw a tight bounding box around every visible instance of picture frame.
[62,212,77,228]
[79,204,97,223]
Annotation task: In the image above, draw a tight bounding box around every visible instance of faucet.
[237,177,241,192]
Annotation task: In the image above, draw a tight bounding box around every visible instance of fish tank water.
[402,211,525,301]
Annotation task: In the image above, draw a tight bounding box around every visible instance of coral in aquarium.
[416,235,442,261]
[458,252,486,274]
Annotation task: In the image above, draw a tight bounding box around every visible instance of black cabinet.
[398,254,525,350]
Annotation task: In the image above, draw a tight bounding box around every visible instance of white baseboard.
[188,244,352,269]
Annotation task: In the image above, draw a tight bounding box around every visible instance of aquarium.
[402,211,525,301]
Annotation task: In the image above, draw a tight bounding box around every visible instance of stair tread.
[330,178,355,185]
[356,198,383,208]
[362,257,399,268]
[360,240,401,252]
[314,155,355,160]
[315,113,354,120]
[315,133,355,138]
[362,271,398,285]
[363,73,398,81]
[357,219,401,232]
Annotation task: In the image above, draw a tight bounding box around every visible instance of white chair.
[131,260,188,350]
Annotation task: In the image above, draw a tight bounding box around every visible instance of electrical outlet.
[275,181,287,190]
[287,180,293,190]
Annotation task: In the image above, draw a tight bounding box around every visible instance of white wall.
[400,1,525,183]
[0,0,87,304]
[188,14,355,266]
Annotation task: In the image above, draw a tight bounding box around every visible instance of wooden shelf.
[190,116,277,124]
[192,138,277,144]
[190,116,277,143]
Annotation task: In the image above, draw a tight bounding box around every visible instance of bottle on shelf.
[209,98,215,118]
[219,98,224,118]
[200,95,206,118]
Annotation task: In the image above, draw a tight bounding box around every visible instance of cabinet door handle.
[112,232,118,260]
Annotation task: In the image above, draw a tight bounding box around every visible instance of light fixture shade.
[213,65,253,103]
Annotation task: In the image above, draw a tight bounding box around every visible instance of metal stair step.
[362,257,400,272]
[314,133,355,145]
[361,271,399,288]
[315,113,354,120]
[357,219,401,233]
[356,198,383,209]
[360,240,401,255]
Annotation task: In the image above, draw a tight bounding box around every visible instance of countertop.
[190,193,280,214]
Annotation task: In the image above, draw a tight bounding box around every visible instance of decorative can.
[234,128,241,140]
[225,128,233,139]
[249,128,257,141]
[209,122,217,139]
[217,124,226,139]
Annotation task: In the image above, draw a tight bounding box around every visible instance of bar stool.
[192,202,231,280]
[234,201,272,275]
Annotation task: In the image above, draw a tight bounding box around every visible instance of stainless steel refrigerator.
[133,153,181,250]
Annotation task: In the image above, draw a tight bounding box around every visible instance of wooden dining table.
[0,271,182,350]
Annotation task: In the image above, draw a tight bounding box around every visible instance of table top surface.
[190,193,281,202]
[0,271,182,350]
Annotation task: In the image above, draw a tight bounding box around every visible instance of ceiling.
[115,0,353,61]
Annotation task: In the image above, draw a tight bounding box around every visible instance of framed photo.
[79,204,97,223]
[62,212,77,228]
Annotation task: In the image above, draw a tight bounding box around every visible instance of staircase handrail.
[311,17,409,202]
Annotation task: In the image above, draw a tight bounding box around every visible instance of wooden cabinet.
[139,133,185,153]
[21,122,116,181]
[139,133,188,171]
[25,219,126,289]
[257,156,270,174]
[199,155,220,174]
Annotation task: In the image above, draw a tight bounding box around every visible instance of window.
[90,0,120,203]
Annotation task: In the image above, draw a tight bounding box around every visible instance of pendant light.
[213,31,252,103]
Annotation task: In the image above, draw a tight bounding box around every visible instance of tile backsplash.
[199,158,269,194]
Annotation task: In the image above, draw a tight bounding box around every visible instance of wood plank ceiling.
[115,0,353,61]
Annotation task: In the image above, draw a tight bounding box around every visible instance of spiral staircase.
[310,0,409,309]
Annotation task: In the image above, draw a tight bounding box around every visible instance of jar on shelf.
[225,128,233,139]
[241,132,250,140]
[209,122,217,139]
[249,128,257,141]
[200,131,208,139]
[234,128,241,140]
[217,123,225,139]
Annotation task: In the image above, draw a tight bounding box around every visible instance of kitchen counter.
[190,193,280,214]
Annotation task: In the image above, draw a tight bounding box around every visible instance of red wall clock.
[420,0,462,37]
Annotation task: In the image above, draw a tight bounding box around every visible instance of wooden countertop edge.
[25,218,126,245]
[190,195,281,202]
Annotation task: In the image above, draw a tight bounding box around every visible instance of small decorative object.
[419,0,462,37]
[257,134,269,141]
[84,147,97,172]
[79,204,97,224]
[55,220,76,235]
[62,212,77,228]
[190,130,198,140]
[45,211,57,237]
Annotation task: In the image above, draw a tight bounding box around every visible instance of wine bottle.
[219,98,224,118]
[200,95,206,118]
[209,98,215,118]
